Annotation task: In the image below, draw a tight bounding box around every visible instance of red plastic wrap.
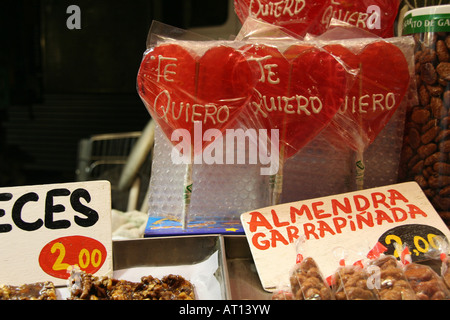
[137,43,256,155]
[234,0,329,38]
[239,42,350,160]
[323,40,412,152]
[234,0,401,38]
[313,0,401,38]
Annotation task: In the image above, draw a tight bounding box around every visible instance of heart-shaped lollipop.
[315,0,400,38]
[241,44,348,159]
[323,41,410,151]
[234,0,329,37]
[137,43,255,154]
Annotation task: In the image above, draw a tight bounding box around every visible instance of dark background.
[0,0,231,187]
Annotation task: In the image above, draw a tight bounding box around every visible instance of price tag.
[0,181,113,286]
[378,224,447,262]
[240,182,450,291]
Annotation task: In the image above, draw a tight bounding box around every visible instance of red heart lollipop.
[241,44,348,159]
[234,0,329,37]
[314,0,400,38]
[323,41,410,151]
[137,44,254,154]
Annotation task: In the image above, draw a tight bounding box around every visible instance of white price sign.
[0,181,113,286]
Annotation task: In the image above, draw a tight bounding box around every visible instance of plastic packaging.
[141,21,413,222]
[331,264,379,300]
[303,25,415,190]
[367,255,416,300]
[289,256,333,300]
[137,41,256,156]
[239,42,351,160]
[271,284,294,300]
[136,22,259,226]
[396,242,450,300]
[234,0,329,38]
[403,262,450,300]
[399,5,450,225]
[234,21,361,204]
[239,41,352,203]
[443,256,450,290]
[329,245,379,300]
[233,0,401,38]
[313,0,401,38]
[424,235,450,290]
[323,40,412,152]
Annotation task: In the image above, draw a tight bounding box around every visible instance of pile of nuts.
[399,31,450,224]
[68,270,195,300]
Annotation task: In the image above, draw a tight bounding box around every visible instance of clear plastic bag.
[403,262,450,300]
[271,284,294,300]
[330,245,379,300]
[398,242,450,300]
[289,257,333,300]
[331,264,379,300]
[367,255,416,300]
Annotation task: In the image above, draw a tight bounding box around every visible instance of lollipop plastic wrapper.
[234,0,328,38]
[233,0,401,39]
[313,25,415,190]
[235,21,355,205]
[436,238,450,290]
[137,22,257,228]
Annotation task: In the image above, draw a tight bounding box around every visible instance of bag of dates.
[399,5,450,225]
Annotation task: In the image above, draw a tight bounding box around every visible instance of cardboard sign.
[0,181,113,286]
[240,182,450,291]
